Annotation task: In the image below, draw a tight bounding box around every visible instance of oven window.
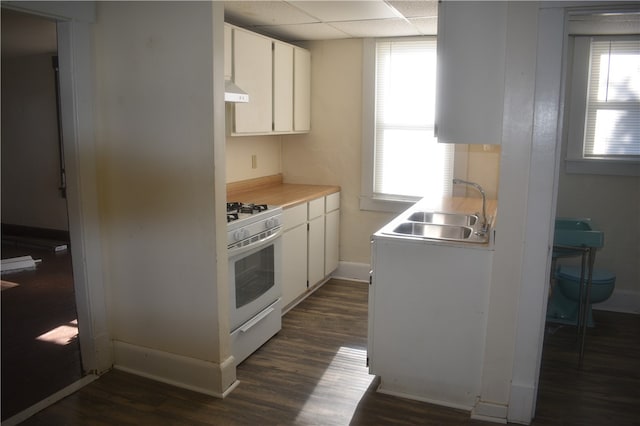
[235,245,275,309]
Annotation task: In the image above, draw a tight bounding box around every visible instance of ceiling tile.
[408,16,438,35]
[387,1,438,19]
[224,0,440,41]
[289,0,399,22]
[330,18,420,38]
[256,23,351,41]
[224,1,318,26]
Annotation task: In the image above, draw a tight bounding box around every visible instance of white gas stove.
[226,202,283,251]
[226,201,283,366]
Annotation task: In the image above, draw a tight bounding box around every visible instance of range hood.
[225,80,249,103]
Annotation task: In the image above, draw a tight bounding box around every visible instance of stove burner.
[227,202,269,215]
[227,202,242,213]
[239,203,268,214]
[227,213,239,223]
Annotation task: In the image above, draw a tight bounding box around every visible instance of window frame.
[360,37,448,213]
[565,35,640,176]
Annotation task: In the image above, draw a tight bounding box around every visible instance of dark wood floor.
[535,311,640,425]
[1,243,83,421]
[13,278,640,425]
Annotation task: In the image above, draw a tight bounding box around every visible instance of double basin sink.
[381,210,490,244]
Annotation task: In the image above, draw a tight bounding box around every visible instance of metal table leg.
[578,247,596,368]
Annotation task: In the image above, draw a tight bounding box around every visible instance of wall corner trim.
[507,381,536,425]
[113,341,237,398]
[332,261,370,282]
[471,400,508,424]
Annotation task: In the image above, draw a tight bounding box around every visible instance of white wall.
[225,134,282,183]
[471,4,541,420]
[93,1,234,395]
[282,39,397,264]
[465,145,501,200]
[1,52,69,231]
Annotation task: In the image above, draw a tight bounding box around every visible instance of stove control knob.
[265,217,279,229]
[233,228,248,242]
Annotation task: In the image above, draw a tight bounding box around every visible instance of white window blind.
[584,38,640,158]
[374,39,453,201]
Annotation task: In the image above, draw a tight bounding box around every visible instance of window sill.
[359,195,417,214]
[565,158,640,176]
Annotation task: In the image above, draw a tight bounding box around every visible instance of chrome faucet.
[453,178,489,235]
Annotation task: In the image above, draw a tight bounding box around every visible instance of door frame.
[3,1,111,377]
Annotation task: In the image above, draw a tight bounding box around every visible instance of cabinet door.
[282,224,308,308]
[324,209,339,276]
[308,197,324,220]
[224,24,232,80]
[293,47,311,132]
[308,215,325,288]
[435,1,507,144]
[233,28,272,133]
[274,42,294,132]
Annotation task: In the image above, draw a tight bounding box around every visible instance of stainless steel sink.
[377,204,491,244]
[390,222,474,241]
[407,211,478,226]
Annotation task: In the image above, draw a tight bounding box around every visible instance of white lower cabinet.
[324,192,340,276]
[307,197,325,288]
[368,234,493,409]
[281,192,340,311]
[282,204,307,308]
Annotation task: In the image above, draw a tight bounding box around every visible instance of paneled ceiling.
[223,0,439,41]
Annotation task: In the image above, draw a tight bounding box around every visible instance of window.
[361,38,453,212]
[566,35,640,175]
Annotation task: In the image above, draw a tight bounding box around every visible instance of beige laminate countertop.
[227,174,340,209]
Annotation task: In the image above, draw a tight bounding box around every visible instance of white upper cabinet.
[232,27,273,134]
[226,23,311,136]
[273,41,294,132]
[293,47,311,132]
[435,1,507,144]
[224,25,232,80]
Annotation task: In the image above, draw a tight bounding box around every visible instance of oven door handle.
[239,306,275,333]
[228,227,282,258]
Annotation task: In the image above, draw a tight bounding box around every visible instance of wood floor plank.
[17,279,640,425]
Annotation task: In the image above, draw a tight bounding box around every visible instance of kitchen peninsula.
[369,195,498,410]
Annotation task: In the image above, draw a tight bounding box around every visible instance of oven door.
[228,230,282,331]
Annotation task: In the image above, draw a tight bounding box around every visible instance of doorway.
[1,9,83,420]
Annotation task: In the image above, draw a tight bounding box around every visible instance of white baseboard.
[471,400,508,424]
[376,382,473,413]
[593,289,640,314]
[113,340,237,398]
[332,261,370,282]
